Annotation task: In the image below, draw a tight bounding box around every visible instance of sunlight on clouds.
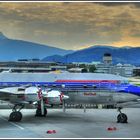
[0,2,139,49]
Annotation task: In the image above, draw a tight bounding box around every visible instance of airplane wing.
[0,86,41,105]
[0,87,23,101]
[0,86,69,105]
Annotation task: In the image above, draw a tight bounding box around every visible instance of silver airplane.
[0,72,139,123]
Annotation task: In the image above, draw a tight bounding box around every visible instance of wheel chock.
[46,130,56,134]
[107,127,117,131]
[113,127,117,130]
[47,130,53,134]
[107,127,113,131]
[52,130,56,133]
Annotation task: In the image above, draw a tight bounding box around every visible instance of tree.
[81,68,88,73]
[89,65,96,73]
[79,64,86,68]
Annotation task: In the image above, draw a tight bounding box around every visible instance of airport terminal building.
[0,60,67,73]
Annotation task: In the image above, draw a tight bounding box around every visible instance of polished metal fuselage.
[64,90,139,105]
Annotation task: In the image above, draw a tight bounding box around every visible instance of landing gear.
[62,100,66,113]
[9,104,24,122]
[35,100,47,117]
[35,108,47,117]
[9,111,22,122]
[117,107,128,123]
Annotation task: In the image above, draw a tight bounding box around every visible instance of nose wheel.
[117,113,127,123]
[117,107,128,123]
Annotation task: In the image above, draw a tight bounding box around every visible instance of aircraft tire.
[35,108,47,117]
[117,113,128,123]
[44,109,47,116]
[35,109,41,116]
[9,111,22,122]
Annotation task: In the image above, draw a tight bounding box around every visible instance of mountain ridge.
[0,33,73,61]
[0,32,140,65]
[42,45,140,65]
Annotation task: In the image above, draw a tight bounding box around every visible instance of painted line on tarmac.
[0,116,24,130]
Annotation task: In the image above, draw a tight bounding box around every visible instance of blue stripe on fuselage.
[0,82,140,96]
[0,82,117,90]
[117,84,140,96]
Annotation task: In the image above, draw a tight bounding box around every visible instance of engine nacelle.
[24,87,42,102]
[0,86,69,105]
[43,90,69,105]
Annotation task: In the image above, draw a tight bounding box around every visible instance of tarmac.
[0,108,140,138]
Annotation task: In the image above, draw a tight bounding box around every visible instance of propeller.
[59,93,64,103]
[59,93,69,103]
[37,88,45,115]
[59,92,69,113]
[37,88,43,100]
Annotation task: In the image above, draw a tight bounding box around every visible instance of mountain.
[42,45,140,65]
[0,32,7,40]
[43,55,65,63]
[0,32,73,61]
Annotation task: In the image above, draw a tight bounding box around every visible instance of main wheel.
[9,111,22,122]
[117,113,128,123]
[44,109,47,116]
[35,108,47,117]
[35,109,41,116]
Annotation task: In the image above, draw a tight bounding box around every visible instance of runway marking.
[9,122,24,130]
[0,116,24,130]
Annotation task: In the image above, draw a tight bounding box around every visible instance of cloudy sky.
[0,2,140,50]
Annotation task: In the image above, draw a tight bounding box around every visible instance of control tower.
[103,53,112,65]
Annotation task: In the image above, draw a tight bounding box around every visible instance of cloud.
[0,2,139,49]
[97,2,140,8]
